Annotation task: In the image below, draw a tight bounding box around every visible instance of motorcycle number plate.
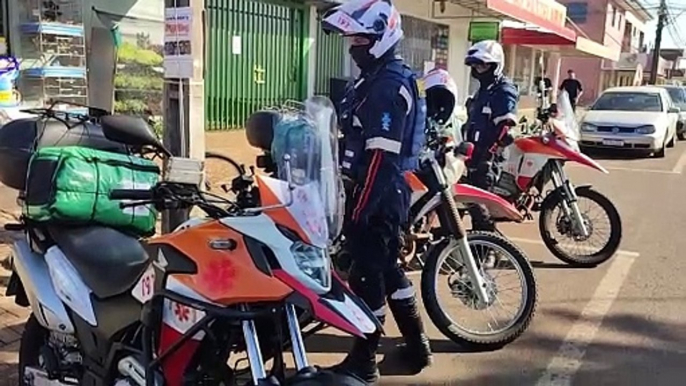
[131,265,155,304]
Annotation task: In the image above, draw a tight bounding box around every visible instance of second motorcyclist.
[463,40,519,231]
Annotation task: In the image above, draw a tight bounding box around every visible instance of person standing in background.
[559,69,583,111]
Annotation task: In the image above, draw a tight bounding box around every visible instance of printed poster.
[164,7,193,78]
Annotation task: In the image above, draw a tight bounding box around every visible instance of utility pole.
[649,0,667,84]
[162,0,206,232]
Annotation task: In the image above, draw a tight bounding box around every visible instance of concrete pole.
[551,53,562,101]
[508,44,517,78]
[162,0,206,233]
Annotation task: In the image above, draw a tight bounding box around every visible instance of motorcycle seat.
[48,226,150,299]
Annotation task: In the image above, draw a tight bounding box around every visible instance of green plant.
[114,37,164,131]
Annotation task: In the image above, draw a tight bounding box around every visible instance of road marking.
[535,251,638,386]
[568,163,679,174]
[672,150,686,173]
[507,236,640,257]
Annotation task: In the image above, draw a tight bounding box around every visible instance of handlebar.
[109,189,154,200]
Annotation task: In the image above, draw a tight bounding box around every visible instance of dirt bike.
[6,100,377,385]
[479,92,622,267]
[406,122,537,349]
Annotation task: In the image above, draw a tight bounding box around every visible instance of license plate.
[602,139,624,147]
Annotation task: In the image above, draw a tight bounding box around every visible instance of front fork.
[429,158,492,306]
[242,304,309,385]
[550,161,589,237]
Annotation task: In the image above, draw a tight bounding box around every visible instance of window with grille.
[397,15,449,76]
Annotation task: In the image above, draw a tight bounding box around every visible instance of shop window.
[512,47,532,96]
[567,2,588,24]
[397,15,449,76]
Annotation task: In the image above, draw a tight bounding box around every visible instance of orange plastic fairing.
[255,175,312,244]
[405,171,427,193]
[150,220,292,305]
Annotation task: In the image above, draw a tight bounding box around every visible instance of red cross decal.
[174,302,191,323]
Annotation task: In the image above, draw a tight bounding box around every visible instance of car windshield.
[666,87,686,108]
[591,92,663,112]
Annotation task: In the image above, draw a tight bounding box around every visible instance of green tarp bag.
[23,146,160,236]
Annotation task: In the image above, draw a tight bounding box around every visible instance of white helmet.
[464,40,505,77]
[321,0,403,59]
[423,68,458,124]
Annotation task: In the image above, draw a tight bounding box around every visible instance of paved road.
[0,132,684,385]
[304,144,686,386]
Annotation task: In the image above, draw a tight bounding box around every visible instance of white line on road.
[672,150,686,174]
[535,251,639,386]
[507,236,640,257]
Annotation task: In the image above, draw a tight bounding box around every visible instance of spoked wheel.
[539,187,622,267]
[421,231,537,350]
[204,151,244,200]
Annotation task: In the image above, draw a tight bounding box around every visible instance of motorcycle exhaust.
[11,239,74,333]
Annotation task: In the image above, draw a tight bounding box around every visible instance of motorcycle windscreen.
[555,91,581,149]
[268,96,345,246]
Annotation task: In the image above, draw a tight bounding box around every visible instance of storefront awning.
[449,0,575,41]
[501,27,620,61]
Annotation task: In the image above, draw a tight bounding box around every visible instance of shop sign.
[469,22,500,42]
[164,6,193,79]
[487,0,567,29]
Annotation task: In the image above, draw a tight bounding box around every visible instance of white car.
[579,86,680,157]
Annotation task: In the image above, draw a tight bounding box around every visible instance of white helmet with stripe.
[423,68,458,124]
[464,40,505,77]
[321,0,403,59]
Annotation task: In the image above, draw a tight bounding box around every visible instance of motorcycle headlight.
[291,242,331,290]
[581,123,597,132]
[635,125,655,134]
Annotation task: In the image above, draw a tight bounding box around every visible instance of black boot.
[387,296,433,373]
[330,314,383,384]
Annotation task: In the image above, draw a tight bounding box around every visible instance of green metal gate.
[314,27,346,96]
[206,0,309,130]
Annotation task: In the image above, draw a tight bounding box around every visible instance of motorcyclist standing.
[321,0,432,382]
[463,40,519,231]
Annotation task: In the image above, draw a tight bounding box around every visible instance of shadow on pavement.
[376,311,686,385]
[582,148,652,161]
[529,260,589,269]
[306,334,480,356]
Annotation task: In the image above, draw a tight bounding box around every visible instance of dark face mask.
[471,64,497,85]
[350,44,377,71]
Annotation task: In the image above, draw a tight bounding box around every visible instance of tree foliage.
[114,34,164,137]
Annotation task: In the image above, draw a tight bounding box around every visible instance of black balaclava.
[350,38,397,73]
[471,63,499,87]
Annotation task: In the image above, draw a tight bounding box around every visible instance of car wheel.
[668,133,676,148]
[655,139,667,158]
[679,131,686,141]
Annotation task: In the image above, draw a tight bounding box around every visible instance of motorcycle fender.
[274,270,380,338]
[453,184,524,222]
[11,240,75,333]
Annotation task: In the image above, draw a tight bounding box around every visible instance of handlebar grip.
[109,189,153,200]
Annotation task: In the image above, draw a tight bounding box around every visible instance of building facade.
[556,0,652,104]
